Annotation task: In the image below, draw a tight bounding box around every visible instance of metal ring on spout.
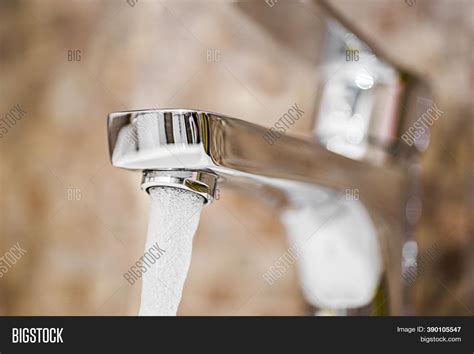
[141,170,218,204]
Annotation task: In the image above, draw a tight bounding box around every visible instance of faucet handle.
[313,13,434,165]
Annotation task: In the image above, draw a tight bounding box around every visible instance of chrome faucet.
[107,1,432,315]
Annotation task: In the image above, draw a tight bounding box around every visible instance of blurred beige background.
[0,0,472,315]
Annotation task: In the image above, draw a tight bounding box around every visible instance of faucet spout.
[108,108,406,220]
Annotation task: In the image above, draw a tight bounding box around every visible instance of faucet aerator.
[141,170,218,204]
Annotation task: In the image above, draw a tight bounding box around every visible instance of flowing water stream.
[139,187,204,316]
